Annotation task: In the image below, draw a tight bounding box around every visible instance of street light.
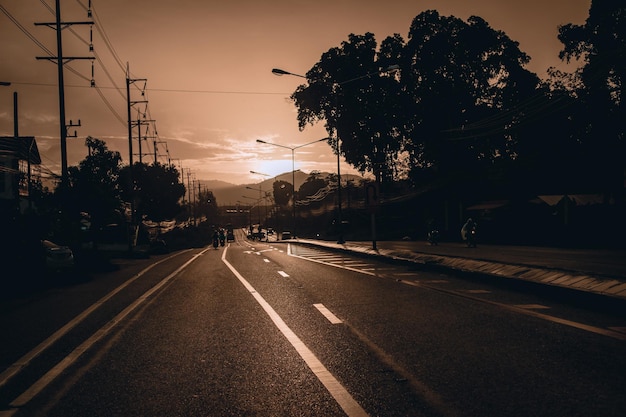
[271,68,306,78]
[271,64,398,244]
[250,170,275,225]
[256,137,328,238]
[241,195,260,233]
[246,185,263,226]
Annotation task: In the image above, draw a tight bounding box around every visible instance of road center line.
[221,247,369,417]
[313,304,343,324]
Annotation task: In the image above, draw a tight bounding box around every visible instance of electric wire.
[0,5,54,57]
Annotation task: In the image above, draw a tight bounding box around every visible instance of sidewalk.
[294,238,626,303]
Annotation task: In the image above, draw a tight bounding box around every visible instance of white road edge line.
[8,249,204,409]
[0,250,193,389]
[222,247,368,417]
[399,280,626,341]
[313,304,343,324]
[278,271,289,277]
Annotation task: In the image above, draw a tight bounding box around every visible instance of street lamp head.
[0,81,11,86]
[256,139,267,144]
[251,170,270,176]
[271,68,306,78]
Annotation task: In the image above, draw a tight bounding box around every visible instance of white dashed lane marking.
[313,304,343,324]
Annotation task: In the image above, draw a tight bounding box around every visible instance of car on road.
[42,239,75,272]
[281,231,292,240]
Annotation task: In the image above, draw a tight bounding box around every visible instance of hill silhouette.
[198,170,365,206]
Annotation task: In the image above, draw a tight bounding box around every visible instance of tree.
[197,189,219,224]
[290,11,542,187]
[557,0,625,201]
[63,136,123,241]
[272,180,292,207]
[119,162,185,223]
[400,11,541,182]
[298,172,328,201]
[291,32,405,185]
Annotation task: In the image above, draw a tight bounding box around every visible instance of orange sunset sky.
[0,0,591,184]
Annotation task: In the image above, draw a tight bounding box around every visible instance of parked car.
[42,239,75,272]
[149,238,169,254]
[281,231,292,240]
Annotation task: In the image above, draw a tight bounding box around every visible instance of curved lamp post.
[245,185,264,226]
[241,195,261,232]
[250,170,276,225]
[256,137,328,238]
[271,64,398,244]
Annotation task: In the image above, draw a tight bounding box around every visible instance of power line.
[94,86,126,126]
[90,0,126,73]
[146,88,291,95]
[0,5,54,56]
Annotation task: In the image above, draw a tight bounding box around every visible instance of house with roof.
[0,135,41,215]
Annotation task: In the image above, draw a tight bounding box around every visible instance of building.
[0,136,41,214]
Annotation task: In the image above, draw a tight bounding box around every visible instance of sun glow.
[251,159,295,179]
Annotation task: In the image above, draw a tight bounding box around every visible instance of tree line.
[290,3,624,206]
[26,137,195,250]
[8,2,624,255]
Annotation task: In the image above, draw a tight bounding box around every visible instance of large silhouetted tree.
[400,11,541,182]
[290,10,542,187]
[291,32,404,185]
[557,0,625,202]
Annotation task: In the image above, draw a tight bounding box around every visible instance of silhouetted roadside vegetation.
[1,0,623,294]
[288,3,625,247]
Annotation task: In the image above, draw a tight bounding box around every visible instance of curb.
[293,239,626,305]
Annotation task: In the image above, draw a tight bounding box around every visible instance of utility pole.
[125,63,147,242]
[133,118,154,164]
[154,140,167,165]
[187,170,193,226]
[35,0,94,183]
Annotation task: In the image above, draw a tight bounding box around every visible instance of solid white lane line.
[313,304,343,324]
[0,250,192,389]
[278,271,289,277]
[9,249,204,408]
[400,280,626,341]
[221,248,368,417]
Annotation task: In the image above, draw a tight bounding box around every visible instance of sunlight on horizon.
[251,159,295,179]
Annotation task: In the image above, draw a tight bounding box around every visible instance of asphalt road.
[1,229,624,416]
